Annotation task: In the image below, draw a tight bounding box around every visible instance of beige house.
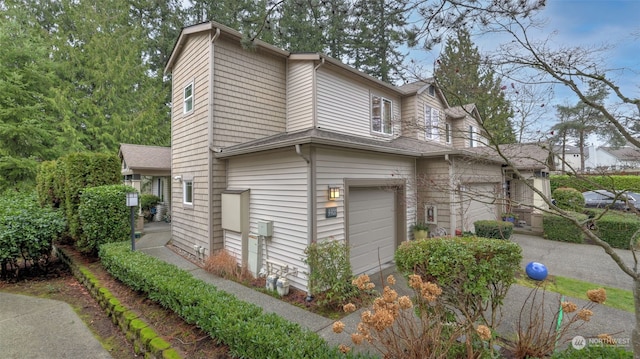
[164,21,510,292]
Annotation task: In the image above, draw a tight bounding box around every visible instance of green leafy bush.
[543,212,588,243]
[593,211,640,249]
[0,191,65,278]
[552,187,585,212]
[474,220,513,239]
[77,185,136,255]
[140,194,161,221]
[551,174,640,193]
[304,239,360,308]
[395,236,522,327]
[99,242,371,359]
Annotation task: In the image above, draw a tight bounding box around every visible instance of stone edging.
[54,245,182,359]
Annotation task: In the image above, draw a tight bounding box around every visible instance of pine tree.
[434,27,516,144]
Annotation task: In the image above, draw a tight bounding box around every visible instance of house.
[585,145,640,171]
[164,21,512,292]
[118,143,172,223]
[552,144,582,173]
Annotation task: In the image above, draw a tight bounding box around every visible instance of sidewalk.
[137,224,636,351]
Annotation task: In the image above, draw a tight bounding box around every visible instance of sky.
[410,0,640,142]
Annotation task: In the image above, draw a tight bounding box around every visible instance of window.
[371,95,392,135]
[469,125,476,147]
[183,82,194,114]
[445,122,452,144]
[156,178,163,202]
[425,105,440,140]
[428,85,435,97]
[183,180,193,205]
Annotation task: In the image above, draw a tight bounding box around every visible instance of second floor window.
[425,105,440,140]
[469,125,477,147]
[445,122,452,144]
[184,82,194,114]
[372,95,392,135]
[183,180,193,205]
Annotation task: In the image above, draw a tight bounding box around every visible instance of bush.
[140,194,161,221]
[99,242,371,359]
[551,174,640,193]
[553,187,585,212]
[474,220,513,239]
[593,211,640,249]
[77,185,136,255]
[304,239,360,308]
[395,236,522,328]
[543,212,589,243]
[0,191,65,278]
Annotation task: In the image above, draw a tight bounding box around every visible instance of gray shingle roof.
[119,144,171,171]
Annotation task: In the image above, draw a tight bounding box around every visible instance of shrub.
[304,238,361,308]
[395,236,522,328]
[553,187,585,212]
[140,194,161,221]
[543,212,589,243]
[593,211,640,249]
[0,191,65,278]
[77,184,136,255]
[550,174,640,193]
[99,242,370,358]
[474,220,513,239]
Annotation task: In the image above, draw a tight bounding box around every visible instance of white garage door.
[348,188,396,275]
[463,183,498,232]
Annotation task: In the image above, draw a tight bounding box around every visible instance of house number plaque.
[326,207,337,218]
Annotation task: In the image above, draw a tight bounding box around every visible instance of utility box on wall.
[248,235,262,276]
[257,220,273,237]
[221,190,249,232]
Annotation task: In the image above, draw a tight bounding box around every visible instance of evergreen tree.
[434,27,515,144]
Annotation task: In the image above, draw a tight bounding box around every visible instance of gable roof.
[119,144,171,171]
[600,146,640,162]
[476,143,552,170]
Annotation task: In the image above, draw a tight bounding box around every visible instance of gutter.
[207,27,221,252]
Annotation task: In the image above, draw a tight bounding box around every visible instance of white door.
[462,183,498,232]
[348,188,396,275]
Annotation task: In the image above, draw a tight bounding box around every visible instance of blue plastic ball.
[525,261,548,281]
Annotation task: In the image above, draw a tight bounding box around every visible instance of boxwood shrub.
[394,236,521,325]
[552,187,585,212]
[543,212,589,243]
[99,242,372,359]
[474,220,513,239]
[593,211,640,249]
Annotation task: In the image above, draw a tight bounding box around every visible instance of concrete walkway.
[136,224,637,351]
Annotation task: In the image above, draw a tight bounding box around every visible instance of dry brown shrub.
[204,249,253,282]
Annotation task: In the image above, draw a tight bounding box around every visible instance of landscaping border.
[54,245,182,359]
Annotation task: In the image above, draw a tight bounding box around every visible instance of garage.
[348,187,396,275]
[462,183,499,232]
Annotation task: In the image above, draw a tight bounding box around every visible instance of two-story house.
[164,21,506,292]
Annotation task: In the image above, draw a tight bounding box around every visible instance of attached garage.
[461,183,499,232]
[348,187,397,275]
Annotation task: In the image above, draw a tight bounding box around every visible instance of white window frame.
[371,95,393,135]
[469,125,476,147]
[183,179,193,205]
[445,122,452,144]
[425,105,440,141]
[183,82,194,114]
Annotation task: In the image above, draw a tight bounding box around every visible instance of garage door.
[463,183,498,232]
[348,188,396,275]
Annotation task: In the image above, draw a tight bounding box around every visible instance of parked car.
[582,190,640,211]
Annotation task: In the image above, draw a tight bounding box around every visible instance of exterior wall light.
[328,186,341,200]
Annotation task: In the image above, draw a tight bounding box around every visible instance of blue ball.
[525,261,548,281]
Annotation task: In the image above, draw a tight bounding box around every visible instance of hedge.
[99,242,372,359]
[593,211,640,249]
[395,237,521,324]
[552,187,585,212]
[551,174,640,193]
[77,185,136,255]
[543,212,589,243]
[474,220,513,239]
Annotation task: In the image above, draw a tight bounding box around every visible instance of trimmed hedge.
[551,174,640,193]
[99,242,372,359]
[543,212,589,243]
[474,220,513,239]
[552,187,585,212]
[77,185,136,255]
[395,237,521,323]
[593,211,640,249]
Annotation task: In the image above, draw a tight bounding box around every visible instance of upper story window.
[371,95,392,135]
[183,82,194,114]
[183,179,193,205]
[469,125,477,147]
[445,122,452,144]
[425,105,440,141]
[428,85,435,97]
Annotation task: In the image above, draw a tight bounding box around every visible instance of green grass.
[516,273,634,312]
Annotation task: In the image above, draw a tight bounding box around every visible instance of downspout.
[445,154,457,235]
[208,27,221,253]
[295,144,313,299]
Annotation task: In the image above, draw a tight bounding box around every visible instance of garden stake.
[555,295,565,350]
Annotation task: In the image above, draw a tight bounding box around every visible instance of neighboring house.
[118,144,171,222]
[552,144,582,173]
[164,21,515,292]
[585,145,640,171]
